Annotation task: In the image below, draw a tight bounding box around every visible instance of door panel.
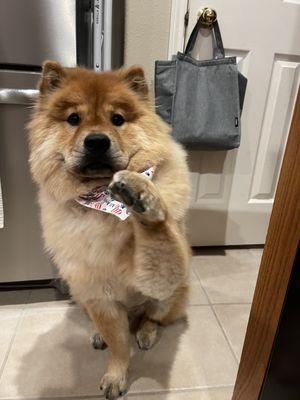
[185,0,300,245]
[249,57,300,202]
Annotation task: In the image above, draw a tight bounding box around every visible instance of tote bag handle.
[184,19,225,59]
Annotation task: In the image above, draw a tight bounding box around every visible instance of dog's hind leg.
[85,301,130,400]
[136,284,189,351]
[136,318,158,350]
[150,283,189,326]
[84,304,108,350]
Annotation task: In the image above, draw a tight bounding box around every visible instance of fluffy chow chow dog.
[28,61,191,399]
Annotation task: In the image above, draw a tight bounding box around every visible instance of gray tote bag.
[155,19,247,149]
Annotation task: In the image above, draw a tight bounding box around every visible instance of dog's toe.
[104,384,126,400]
[100,373,127,400]
[91,333,107,350]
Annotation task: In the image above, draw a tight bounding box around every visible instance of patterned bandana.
[76,167,155,221]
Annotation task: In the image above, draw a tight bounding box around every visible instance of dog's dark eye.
[67,113,81,126]
[111,113,125,127]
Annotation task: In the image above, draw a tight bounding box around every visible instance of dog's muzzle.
[76,133,115,177]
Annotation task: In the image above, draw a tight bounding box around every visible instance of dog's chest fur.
[39,190,142,306]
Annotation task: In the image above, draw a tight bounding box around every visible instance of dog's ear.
[39,60,66,94]
[121,65,148,98]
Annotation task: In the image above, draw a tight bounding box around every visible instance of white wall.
[124,0,172,88]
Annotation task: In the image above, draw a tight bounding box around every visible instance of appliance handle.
[0,88,39,105]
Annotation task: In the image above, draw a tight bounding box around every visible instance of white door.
[169,0,300,245]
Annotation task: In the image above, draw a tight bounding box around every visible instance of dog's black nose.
[84,133,111,153]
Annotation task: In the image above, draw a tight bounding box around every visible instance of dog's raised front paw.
[109,171,165,222]
[100,372,127,400]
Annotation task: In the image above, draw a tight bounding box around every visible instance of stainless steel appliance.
[0,0,124,283]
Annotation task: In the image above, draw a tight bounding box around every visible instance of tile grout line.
[192,269,240,365]
[194,258,252,366]
[191,265,211,305]
[189,302,252,307]
[23,304,80,312]
[0,291,31,382]
[125,384,235,398]
[200,282,240,365]
[210,304,239,364]
[191,264,213,305]
[191,258,251,364]
[0,395,106,400]
[0,384,235,400]
[191,263,240,363]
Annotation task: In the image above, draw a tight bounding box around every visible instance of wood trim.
[168,0,188,58]
[232,88,300,400]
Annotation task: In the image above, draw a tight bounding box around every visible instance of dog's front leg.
[85,301,130,400]
[109,171,190,301]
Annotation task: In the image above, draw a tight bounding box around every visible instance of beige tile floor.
[0,248,262,400]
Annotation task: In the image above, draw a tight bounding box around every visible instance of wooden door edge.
[232,88,300,400]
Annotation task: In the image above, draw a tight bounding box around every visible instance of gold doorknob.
[197,7,217,26]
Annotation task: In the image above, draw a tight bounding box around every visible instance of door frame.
[232,89,300,399]
[168,0,188,57]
